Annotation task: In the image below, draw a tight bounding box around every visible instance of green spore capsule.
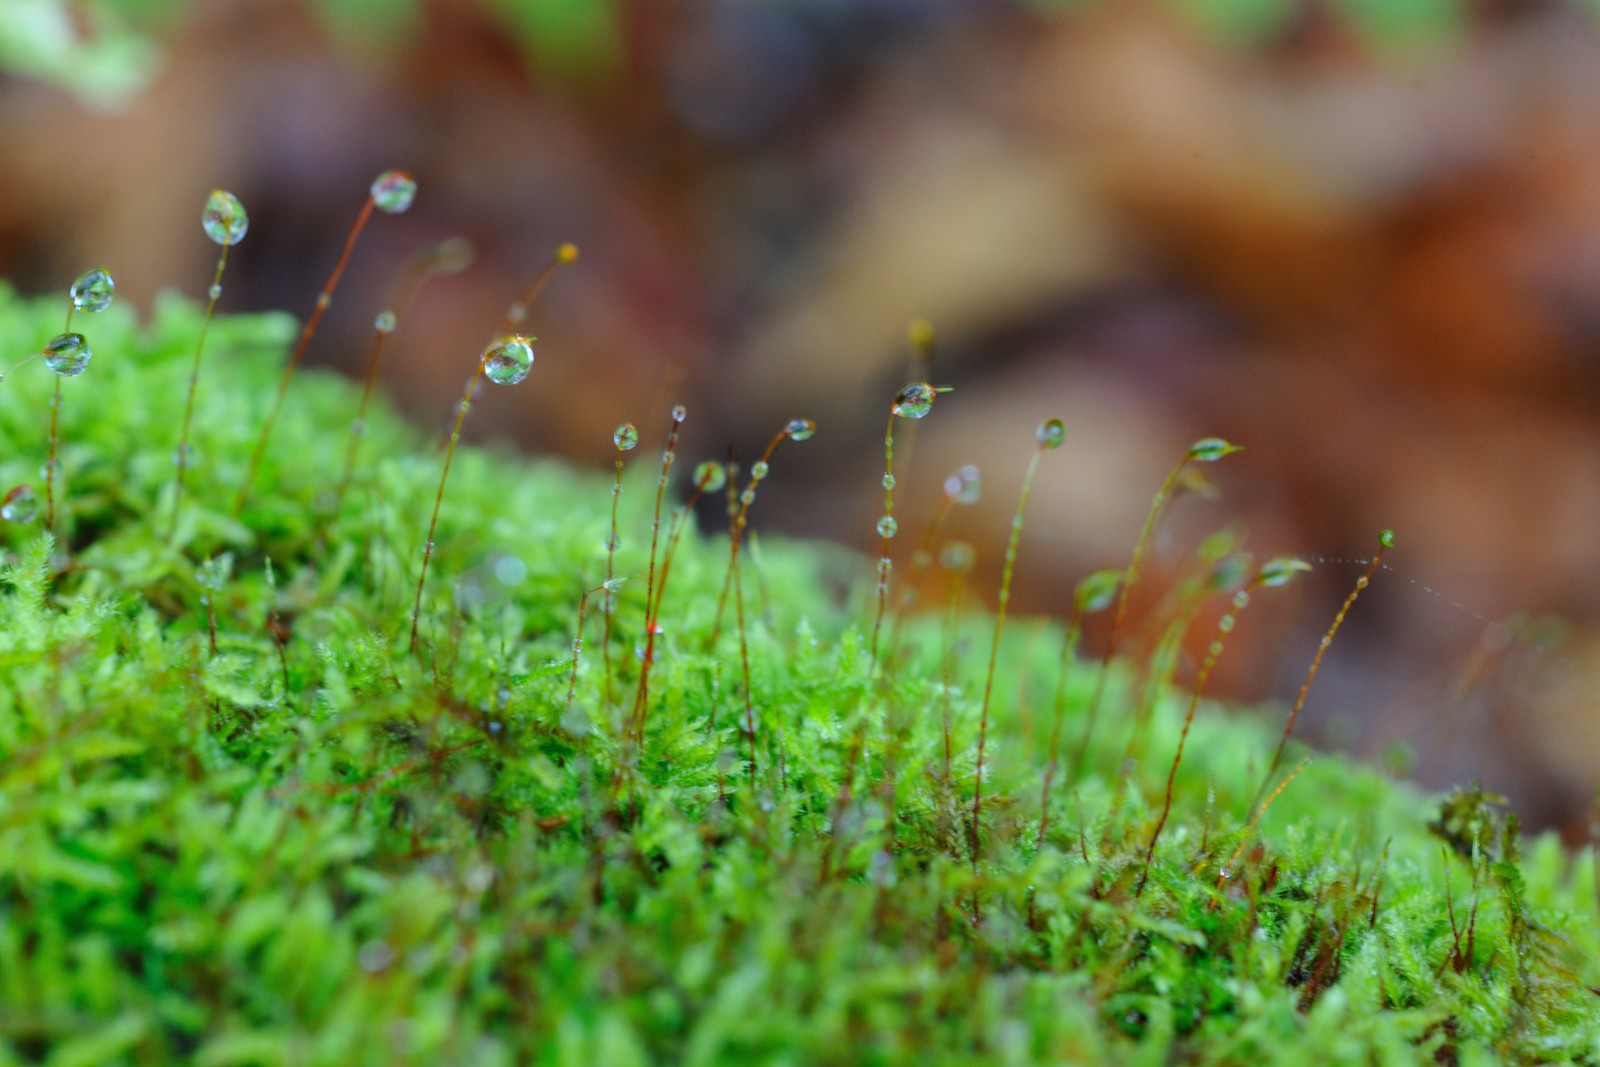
[42,333,90,377]
[370,170,417,214]
[694,460,726,492]
[892,382,936,419]
[1257,556,1312,588]
[1188,436,1243,462]
[1037,418,1066,449]
[201,190,248,246]
[614,423,639,451]
[481,335,534,385]
[2,485,38,523]
[69,268,115,313]
[1075,568,1124,613]
[786,418,816,441]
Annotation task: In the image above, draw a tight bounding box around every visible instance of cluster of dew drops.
[4,267,116,524]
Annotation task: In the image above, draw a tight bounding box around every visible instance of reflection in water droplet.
[42,333,90,377]
[882,473,895,490]
[1036,418,1066,449]
[370,170,417,214]
[876,516,898,539]
[201,190,249,246]
[892,382,936,419]
[2,485,38,523]
[69,269,115,313]
[751,461,769,479]
[614,423,639,451]
[672,404,688,422]
[785,418,815,441]
[480,335,535,385]
[374,310,397,333]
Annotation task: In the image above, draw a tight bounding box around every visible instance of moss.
[0,281,1596,1065]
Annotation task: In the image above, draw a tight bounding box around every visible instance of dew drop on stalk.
[481,335,535,385]
[939,539,975,573]
[877,516,899,539]
[2,485,38,523]
[882,473,896,490]
[1036,418,1066,449]
[207,283,222,300]
[614,423,639,451]
[952,464,982,505]
[785,418,816,441]
[374,310,397,334]
[672,403,687,422]
[694,460,726,492]
[201,190,249,246]
[751,461,769,479]
[69,268,114,313]
[42,333,90,377]
[370,170,418,214]
[892,382,937,419]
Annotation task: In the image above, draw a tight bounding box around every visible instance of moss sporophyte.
[0,181,1596,1065]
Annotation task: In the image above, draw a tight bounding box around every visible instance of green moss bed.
[0,281,1596,1065]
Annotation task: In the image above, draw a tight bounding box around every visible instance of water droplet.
[374,310,397,333]
[876,515,898,539]
[751,461,769,479]
[694,460,726,492]
[892,382,936,419]
[940,539,975,573]
[614,423,639,451]
[1036,418,1066,449]
[358,939,395,973]
[173,444,193,469]
[882,473,896,490]
[370,169,417,214]
[42,333,90,377]
[2,485,38,523]
[603,577,626,593]
[785,418,815,441]
[37,459,60,480]
[1379,528,1396,549]
[672,404,688,422]
[480,335,534,385]
[208,283,222,300]
[69,268,114,313]
[1187,437,1242,462]
[201,190,248,246]
[493,555,527,585]
[604,533,620,551]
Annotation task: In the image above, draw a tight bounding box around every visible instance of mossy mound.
[0,284,1595,1065]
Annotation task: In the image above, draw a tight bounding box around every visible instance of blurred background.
[4,0,1600,835]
